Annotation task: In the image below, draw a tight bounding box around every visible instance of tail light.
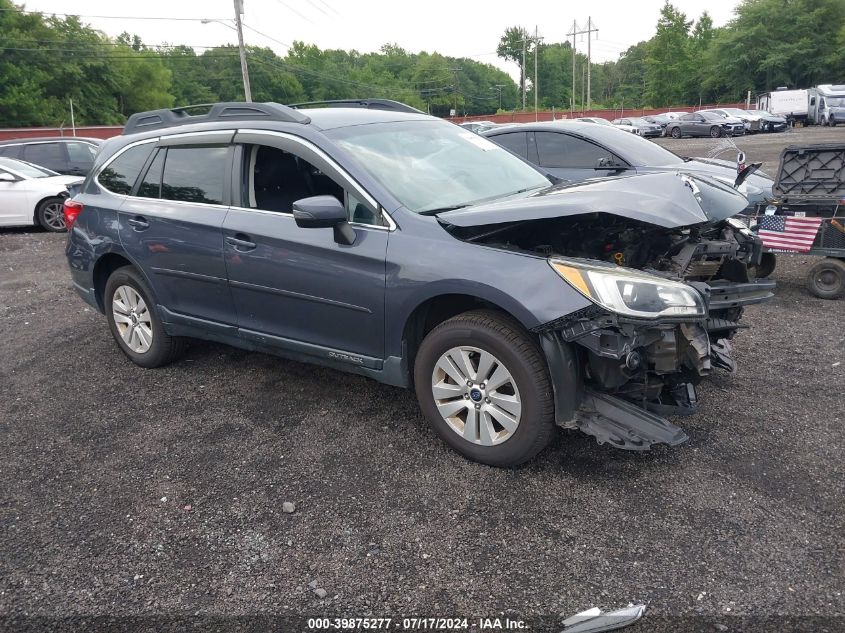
[63,199,84,229]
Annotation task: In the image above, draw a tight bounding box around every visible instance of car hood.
[437,172,749,229]
[643,158,774,203]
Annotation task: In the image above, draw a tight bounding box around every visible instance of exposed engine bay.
[447,212,775,449]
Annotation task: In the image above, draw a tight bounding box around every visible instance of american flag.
[758,215,823,252]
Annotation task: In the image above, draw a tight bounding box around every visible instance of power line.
[271,0,315,25]
[0,8,230,21]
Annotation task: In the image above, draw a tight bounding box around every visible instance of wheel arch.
[399,291,538,387]
[32,191,68,225]
[92,251,154,313]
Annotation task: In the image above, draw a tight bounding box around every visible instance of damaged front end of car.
[439,172,776,450]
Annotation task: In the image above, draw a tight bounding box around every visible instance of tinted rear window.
[161,147,228,205]
[98,144,155,195]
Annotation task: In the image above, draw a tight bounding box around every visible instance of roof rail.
[288,99,425,114]
[122,102,311,135]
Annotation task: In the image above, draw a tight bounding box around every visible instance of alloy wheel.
[430,346,522,446]
[42,201,66,230]
[112,285,153,353]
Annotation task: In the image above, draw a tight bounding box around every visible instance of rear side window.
[23,143,65,170]
[137,149,165,199]
[491,132,528,159]
[67,142,97,164]
[0,145,21,158]
[161,147,228,205]
[98,143,155,195]
[535,132,610,168]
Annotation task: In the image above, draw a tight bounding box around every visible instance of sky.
[20,0,743,81]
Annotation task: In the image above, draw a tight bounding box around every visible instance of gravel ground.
[1,128,844,632]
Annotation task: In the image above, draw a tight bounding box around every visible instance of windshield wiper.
[418,204,470,216]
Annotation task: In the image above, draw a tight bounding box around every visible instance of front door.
[223,138,388,364]
[116,137,237,325]
[533,130,629,182]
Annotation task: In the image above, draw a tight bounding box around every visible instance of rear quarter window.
[97,143,155,195]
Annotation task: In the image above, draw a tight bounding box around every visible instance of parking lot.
[0,126,843,631]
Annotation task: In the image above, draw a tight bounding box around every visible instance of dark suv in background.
[0,137,101,176]
[65,101,772,466]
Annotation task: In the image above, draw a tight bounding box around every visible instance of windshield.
[700,112,724,121]
[0,157,58,178]
[827,97,845,107]
[328,120,550,213]
[721,108,748,117]
[564,124,684,166]
[628,117,649,125]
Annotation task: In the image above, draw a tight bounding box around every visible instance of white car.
[610,118,640,134]
[0,158,82,232]
[573,117,614,126]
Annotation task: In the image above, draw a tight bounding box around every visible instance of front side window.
[327,120,549,214]
[243,144,380,225]
[535,132,613,168]
[161,146,228,205]
[98,143,155,195]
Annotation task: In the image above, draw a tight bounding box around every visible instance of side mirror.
[293,195,355,245]
[595,157,624,170]
[734,162,762,188]
[0,172,17,182]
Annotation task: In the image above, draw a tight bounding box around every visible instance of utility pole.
[569,18,598,111]
[567,20,578,115]
[233,0,252,102]
[585,16,597,110]
[534,26,543,121]
[449,67,462,116]
[492,84,505,109]
[69,99,76,137]
[521,34,526,111]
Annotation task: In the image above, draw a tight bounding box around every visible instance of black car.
[65,100,773,466]
[481,121,774,209]
[665,112,745,138]
[0,137,102,176]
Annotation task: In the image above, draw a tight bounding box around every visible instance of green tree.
[644,2,694,107]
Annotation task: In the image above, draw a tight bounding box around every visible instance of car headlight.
[549,257,705,319]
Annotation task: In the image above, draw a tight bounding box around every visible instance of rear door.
[114,133,236,327]
[0,167,35,226]
[222,131,388,364]
[22,142,68,174]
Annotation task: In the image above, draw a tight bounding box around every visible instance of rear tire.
[413,310,555,467]
[806,258,845,300]
[36,196,66,232]
[104,266,186,367]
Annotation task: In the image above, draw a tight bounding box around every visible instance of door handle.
[127,216,150,231]
[225,234,257,251]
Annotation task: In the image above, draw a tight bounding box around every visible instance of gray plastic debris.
[561,604,646,633]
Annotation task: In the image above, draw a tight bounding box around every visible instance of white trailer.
[756,88,808,122]
[807,84,845,126]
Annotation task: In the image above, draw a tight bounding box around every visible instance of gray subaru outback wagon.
[65,101,773,467]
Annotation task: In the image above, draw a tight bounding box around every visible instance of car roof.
[296,107,437,130]
[0,136,102,145]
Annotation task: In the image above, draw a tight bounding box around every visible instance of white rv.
[756,88,808,122]
[807,84,845,126]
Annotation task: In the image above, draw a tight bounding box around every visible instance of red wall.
[0,126,122,141]
[449,103,749,124]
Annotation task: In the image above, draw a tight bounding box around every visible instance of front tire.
[36,196,66,232]
[710,126,723,138]
[104,266,186,367]
[670,127,681,139]
[413,310,555,467]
